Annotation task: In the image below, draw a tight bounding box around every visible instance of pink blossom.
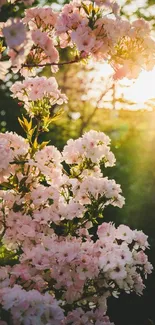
[63,307,114,325]
[0,1,154,323]
[71,25,96,53]
[2,19,27,48]
[97,222,116,241]
[116,225,135,243]
[0,137,12,173]
[63,130,115,167]
[32,29,59,63]
[24,7,58,30]
[0,285,64,324]
[11,76,67,116]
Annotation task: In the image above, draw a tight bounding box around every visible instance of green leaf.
[39,141,50,150]
[0,244,19,266]
[0,182,14,190]
[82,2,90,15]
[48,198,54,205]
[33,138,38,150]
[23,116,32,131]
[28,126,37,140]
[11,174,18,186]
[51,108,64,121]
[18,117,25,130]
[19,176,28,188]
[18,116,32,133]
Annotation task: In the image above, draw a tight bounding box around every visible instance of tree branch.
[12,58,84,69]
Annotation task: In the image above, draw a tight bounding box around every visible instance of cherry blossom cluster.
[1,0,155,78]
[10,224,153,297]
[23,7,59,74]
[56,0,155,79]
[0,223,152,323]
[0,285,64,325]
[0,0,154,323]
[0,283,113,325]
[1,18,32,74]
[63,130,116,166]
[0,128,152,324]
[0,130,124,248]
[62,308,115,325]
[0,131,29,181]
[11,76,67,118]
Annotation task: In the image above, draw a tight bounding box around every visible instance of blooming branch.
[14,57,83,68]
[0,1,154,324]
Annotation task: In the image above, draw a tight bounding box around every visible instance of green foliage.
[0,244,18,266]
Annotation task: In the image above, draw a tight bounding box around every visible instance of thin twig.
[12,58,83,69]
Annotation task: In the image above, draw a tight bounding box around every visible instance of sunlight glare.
[123,68,155,104]
[90,61,155,110]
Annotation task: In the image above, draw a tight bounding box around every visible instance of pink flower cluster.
[0,130,124,249]
[56,1,155,79]
[0,282,114,324]
[23,7,59,74]
[11,76,67,117]
[95,0,119,15]
[0,285,64,325]
[0,129,152,324]
[0,132,29,181]
[1,0,155,78]
[32,29,59,65]
[0,223,152,323]
[1,18,32,72]
[72,176,125,208]
[24,7,58,30]
[62,308,115,325]
[63,130,116,166]
[0,1,154,323]
[1,7,58,75]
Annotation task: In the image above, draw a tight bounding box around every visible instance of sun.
[86,61,155,110]
[122,68,155,105]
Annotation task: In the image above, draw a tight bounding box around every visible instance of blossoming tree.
[0,0,154,324]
